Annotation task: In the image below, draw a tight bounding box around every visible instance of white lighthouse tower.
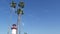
[11,24,17,34]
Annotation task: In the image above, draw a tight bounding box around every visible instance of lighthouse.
[11,24,17,34]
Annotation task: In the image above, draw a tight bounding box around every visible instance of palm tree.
[10,0,16,8]
[16,8,24,15]
[16,1,24,34]
[16,8,24,34]
[18,1,24,8]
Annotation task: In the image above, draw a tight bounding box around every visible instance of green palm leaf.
[16,8,24,15]
[10,1,16,8]
[18,1,24,8]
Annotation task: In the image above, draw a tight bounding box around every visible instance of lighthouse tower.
[11,24,17,34]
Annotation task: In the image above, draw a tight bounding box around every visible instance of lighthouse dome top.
[12,24,16,26]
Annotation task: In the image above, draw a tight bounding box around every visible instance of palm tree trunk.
[17,14,21,34]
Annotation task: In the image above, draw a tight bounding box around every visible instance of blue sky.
[0,0,60,34]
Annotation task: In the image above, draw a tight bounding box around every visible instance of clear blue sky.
[0,0,60,34]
